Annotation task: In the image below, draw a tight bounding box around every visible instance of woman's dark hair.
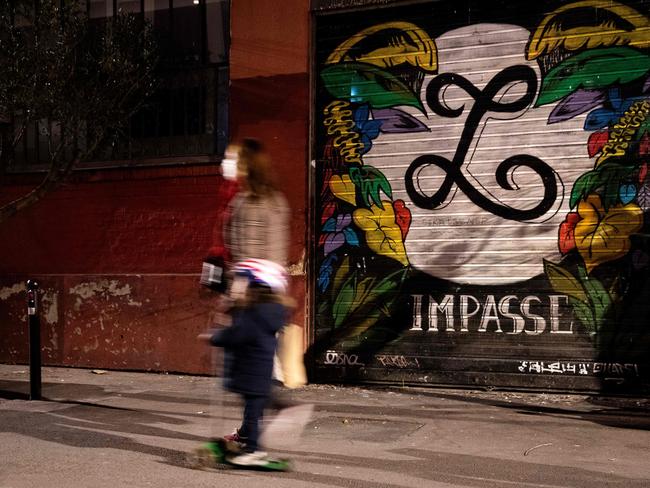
[238,138,276,197]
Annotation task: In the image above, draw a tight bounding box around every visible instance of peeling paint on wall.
[69,280,143,308]
[0,283,24,301]
[41,291,59,325]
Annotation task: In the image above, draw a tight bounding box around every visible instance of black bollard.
[26,280,41,400]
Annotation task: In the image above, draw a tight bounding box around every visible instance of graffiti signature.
[324,350,364,366]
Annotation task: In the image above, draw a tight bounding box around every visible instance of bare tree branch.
[0,0,158,223]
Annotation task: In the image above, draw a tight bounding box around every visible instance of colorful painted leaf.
[393,199,412,239]
[353,201,409,266]
[321,201,336,225]
[321,62,424,111]
[548,89,605,124]
[331,267,407,328]
[639,163,648,183]
[372,108,430,133]
[543,260,588,304]
[349,165,393,208]
[331,256,350,299]
[358,267,408,314]
[322,217,336,232]
[584,97,638,131]
[558,212,580,255]
[361,119,383,139]
[570,162,636,209]
[324,233,346,256]
[570,297,596,333]
[329,174,357,205]
[637,183,650,210]
[343,227,360,246]
[326,21,438,74]
[577,265,611,326]
[619,184,637,205]
[332,272,356,327]
[587,131,608,158]
[640,133,650,155]
[575,194,644,273]
[570,171,597,209]
[536,47,650,106]
[318,254,338,293]
[584,107,620,131]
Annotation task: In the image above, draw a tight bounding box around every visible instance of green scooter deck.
[189,439,290,471]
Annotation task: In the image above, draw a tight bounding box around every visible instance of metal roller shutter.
[310,0,650,392]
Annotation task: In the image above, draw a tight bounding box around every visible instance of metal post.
[26,280,41,400]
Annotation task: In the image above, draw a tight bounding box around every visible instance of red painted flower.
[393,199,412,240]
[558,212,581,255]
[587,131,608,158]
[639,133,650,157]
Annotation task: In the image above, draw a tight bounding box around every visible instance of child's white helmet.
[232,259,288,294]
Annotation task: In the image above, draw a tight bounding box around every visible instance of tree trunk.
[0,165,72,224]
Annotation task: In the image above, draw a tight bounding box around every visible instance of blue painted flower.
[321,213,360,256]
[584,88,643,131]
[318,254,339,293]
[354,105,383,155]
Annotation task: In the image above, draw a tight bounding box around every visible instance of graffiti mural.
[313,0,650,390]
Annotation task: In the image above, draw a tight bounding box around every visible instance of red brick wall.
[0,0,310,373]
[0,167,235,373]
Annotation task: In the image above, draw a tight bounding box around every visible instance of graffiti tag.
[324,350,364,366]
[518,361,640,377]
[376,355,420,369]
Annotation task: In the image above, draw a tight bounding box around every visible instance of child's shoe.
[223,429,244,443]
[227,450,269,467]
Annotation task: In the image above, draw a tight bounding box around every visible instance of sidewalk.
[0,365,649,488]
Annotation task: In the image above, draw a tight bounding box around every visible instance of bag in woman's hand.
[199,255,228,293]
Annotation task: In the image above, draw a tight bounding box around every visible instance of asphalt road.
[0,366,649,488]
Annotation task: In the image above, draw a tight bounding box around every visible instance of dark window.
[8,0,229,170]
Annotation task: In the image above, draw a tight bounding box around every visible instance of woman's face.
[221,146,239,181]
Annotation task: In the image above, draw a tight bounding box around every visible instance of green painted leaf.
[332,267,408,328]
[577,265,611,326]
[349,165,393,208]
[544,260,588,303]
[570,172,597,209]
[569,162,637,209]
[321,62,424,111]
[333,271,356,328]
[331,255,350,300]
[537,47,650,106]
[570,297,596,333]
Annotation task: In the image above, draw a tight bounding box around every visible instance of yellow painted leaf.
[526,1,650,60]
[575,194,643,273]
[353,201,409,266]
[543,260,588,304]
[329,174,357,205]
[326,21,438,73]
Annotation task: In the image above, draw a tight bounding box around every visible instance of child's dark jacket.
[210,302,286,397]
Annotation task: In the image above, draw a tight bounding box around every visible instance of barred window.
[9,0,229,170]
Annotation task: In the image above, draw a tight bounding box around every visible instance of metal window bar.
[7,0,227,171]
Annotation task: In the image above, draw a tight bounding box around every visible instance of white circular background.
[363,24,593,284]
